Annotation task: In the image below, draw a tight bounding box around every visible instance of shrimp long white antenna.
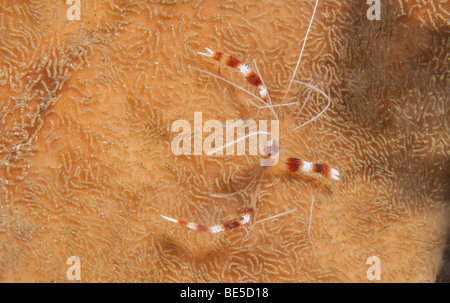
[256,102,299,109]
[206,130,271,156]
[244,99,299,112]
[282,0,319,103]
[188,65,279,120]
[291,80,331,131]
[254,207,298,225]
[295,89,313,119]
[307,196,315,241]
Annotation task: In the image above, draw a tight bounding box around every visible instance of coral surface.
[0,0,448,282]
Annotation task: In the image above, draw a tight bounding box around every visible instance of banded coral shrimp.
[160,0,341,236]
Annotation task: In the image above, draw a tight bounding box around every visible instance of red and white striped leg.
[160,207,254,234]
[198,48,268,103]
[286,157,340,180]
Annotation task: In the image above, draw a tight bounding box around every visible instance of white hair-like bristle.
[301,161,313,173]
[239,64,251,77]
[240,214,251,225]
[187,222,197,230]
[210,225,224,234]
[330,168,340,181]
[259,86,268,98]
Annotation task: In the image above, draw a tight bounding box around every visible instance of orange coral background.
[0,0,448,282]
